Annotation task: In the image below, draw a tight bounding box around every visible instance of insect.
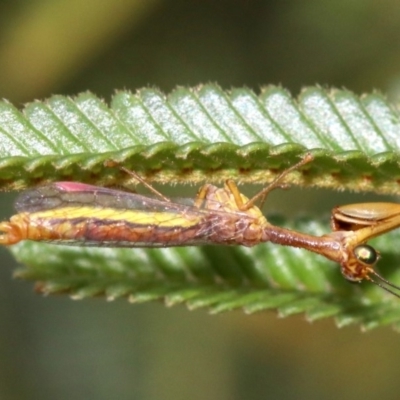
[0,154,399,296]
[0,156,312,248]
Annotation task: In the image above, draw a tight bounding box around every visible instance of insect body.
[0,156,312,249]
[1,155,400,296]
[0,181,270,248]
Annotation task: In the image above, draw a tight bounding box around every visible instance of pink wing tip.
[54,182,99,192]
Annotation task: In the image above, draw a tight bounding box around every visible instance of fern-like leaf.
[2,85,400,329]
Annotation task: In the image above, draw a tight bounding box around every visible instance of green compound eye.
[354,244,378,265]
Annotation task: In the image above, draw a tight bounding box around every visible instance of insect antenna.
[365,269,400,299]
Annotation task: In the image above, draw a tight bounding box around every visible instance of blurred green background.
[1,1,400,399]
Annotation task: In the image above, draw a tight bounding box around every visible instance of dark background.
[1,1,400,399]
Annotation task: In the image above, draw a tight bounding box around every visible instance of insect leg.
[105,161,171,202]
[193,184,215,208]
[230,153,313,211]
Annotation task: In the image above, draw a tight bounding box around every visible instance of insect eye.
[354,244,378,266]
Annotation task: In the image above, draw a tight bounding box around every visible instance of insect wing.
[13,183,254,247]
[16,182,187,214]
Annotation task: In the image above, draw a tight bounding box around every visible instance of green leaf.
[0,86,399,192]
[2,85,400,329]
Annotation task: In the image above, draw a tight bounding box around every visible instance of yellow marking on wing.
[30,206,203,228]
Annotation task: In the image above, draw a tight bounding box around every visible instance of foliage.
[2,85,400,329]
